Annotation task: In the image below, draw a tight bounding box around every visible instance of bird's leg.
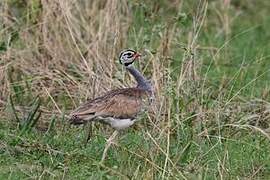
[84,122,92,146]
[101,130,119,162]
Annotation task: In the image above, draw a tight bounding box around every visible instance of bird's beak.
[133,52,141,60]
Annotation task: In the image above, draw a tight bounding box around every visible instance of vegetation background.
[0,0,270,179]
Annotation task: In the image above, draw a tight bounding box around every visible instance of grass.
[1,0,270,179]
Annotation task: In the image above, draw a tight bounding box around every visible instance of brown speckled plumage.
[70,88,150,126]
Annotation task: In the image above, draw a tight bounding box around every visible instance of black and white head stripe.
[119,49,137,66]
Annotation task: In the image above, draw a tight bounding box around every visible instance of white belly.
[97,117,137,130]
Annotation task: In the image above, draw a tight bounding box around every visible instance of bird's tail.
[68,111,96,125]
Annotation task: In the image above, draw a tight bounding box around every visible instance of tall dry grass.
[1,0,269,136]
[0,0,167,134]
[1,0,131,118]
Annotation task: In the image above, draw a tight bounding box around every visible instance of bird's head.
[119,49,141,66]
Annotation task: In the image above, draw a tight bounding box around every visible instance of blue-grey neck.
[126,65,152,92]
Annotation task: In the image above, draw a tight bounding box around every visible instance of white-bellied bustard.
[69,49,153,161]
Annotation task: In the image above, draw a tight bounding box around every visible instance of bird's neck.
[126,65,152,92]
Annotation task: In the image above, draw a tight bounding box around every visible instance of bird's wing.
[69,88,148,124]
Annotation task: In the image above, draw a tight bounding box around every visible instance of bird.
[69,49,153,161]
